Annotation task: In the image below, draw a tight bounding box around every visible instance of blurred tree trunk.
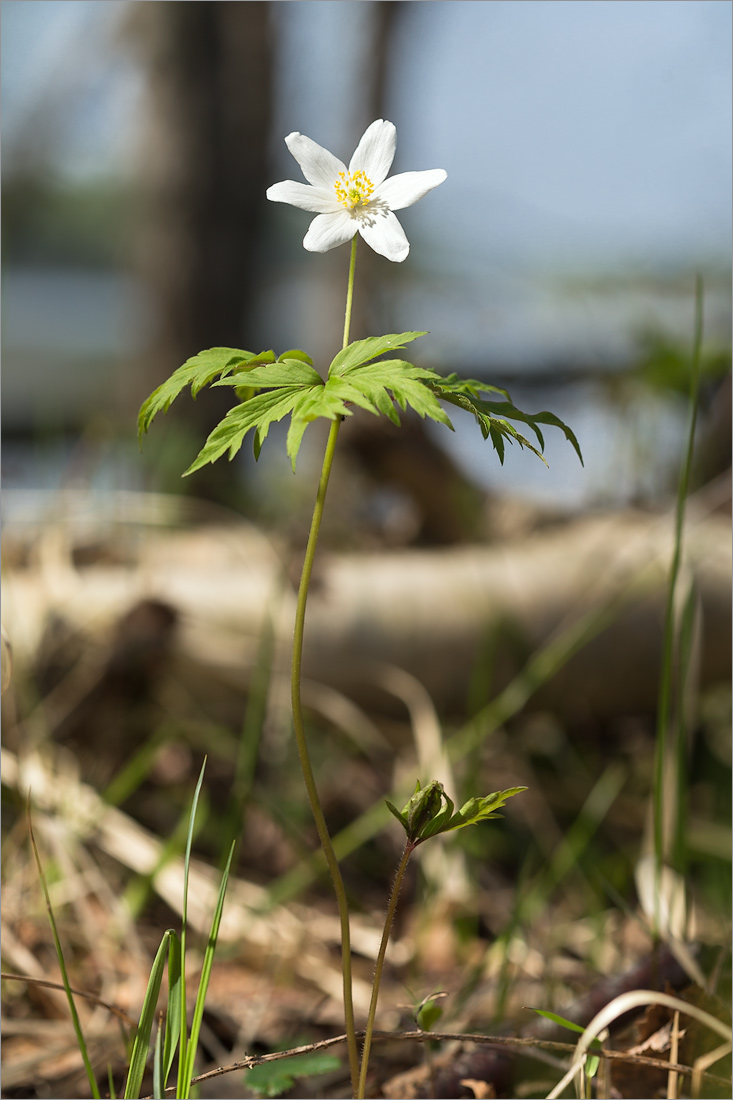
[129,1,273,504]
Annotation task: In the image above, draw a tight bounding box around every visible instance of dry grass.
[2,500,730,1098]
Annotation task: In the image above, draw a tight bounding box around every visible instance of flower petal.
[284,132,346,189]
[303,210,358,253]
[266,180,341,213]
[357,208,410,263]
[375,169,447,212]
[348,119,396,186]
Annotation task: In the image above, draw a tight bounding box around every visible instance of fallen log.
[2,490,730,722]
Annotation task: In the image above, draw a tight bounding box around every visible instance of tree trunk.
[129,1,274,504]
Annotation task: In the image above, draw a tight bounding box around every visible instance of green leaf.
[144,336,582,479]
[176,759,208,1100]
[137,347,271,442]
[181,839,236,1098]
[405,780,446,839]
[418,795,456,840]
[387,781,454,843]
[388,782,528,844]
[184,388,314,475]
[214,360,323,389]
[196,360,337,473]
[385,800,409,830]
[140,336,583,484]
[429,374,584,467]
[27,808,102,1098]
[526,1009,602,1075]
[190,356,456,475]
[329,360,454,429]
[245,1052,342,1098]
[444,787,528,833]
[527,1008,590,1036]
[278,348,313,366]
[123,930,174,1098]
[485,400,583,462]
[152,1021,164,1100]
[163,933,182,1088]
[432,384,548,465]
[416,998,444,1031]
[328,331,427,376]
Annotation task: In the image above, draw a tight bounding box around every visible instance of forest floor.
[1,493,731,1099]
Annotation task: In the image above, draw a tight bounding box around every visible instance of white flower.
[266,119,446,263]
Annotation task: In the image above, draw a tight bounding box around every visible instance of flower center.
[334,169,374,210]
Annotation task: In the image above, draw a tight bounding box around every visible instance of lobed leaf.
[140,336,582,478]
[184,388,313,475]
[191,356,457,474]
[214,360,323,390]
[137,347,272,442]
[334,359,454,428]
[328,331,427,376]
[432,386,547,465]
[387,781,528,844]
[277,348,313,366]
[429,374,584,466]
[443,786,528,833]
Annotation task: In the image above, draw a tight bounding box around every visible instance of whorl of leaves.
[138,333,583,474]
[385,780,528,845]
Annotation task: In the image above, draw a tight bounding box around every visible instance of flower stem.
[357,840,414,1099]
[343,235,358,348]
[290,238,360,1095]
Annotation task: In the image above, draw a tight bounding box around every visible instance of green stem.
[652,277,703,893]
[357,841,414,1099]
[290,237,360,1095]
[343,235,358,348]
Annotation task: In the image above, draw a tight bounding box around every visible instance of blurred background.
[2,3,731,1098]
[2,0,731,516]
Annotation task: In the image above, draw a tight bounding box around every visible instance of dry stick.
[6,971,723,1098]
[289,235,360,1095]
[167,1030,731,1097]
[0,973,137,1027]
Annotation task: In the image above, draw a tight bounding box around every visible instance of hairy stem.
[290,235,360,1095]
[357,841,414,1099]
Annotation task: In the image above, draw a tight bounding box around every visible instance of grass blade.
[27,799,101,1099]
[123,929,174,1098]
[163,931,182,1087]
[652,276,704,923]
[181,840,236,1097]
[176,757,208,1098]
[153,1018,164,1100]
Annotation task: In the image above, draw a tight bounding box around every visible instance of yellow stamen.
[334,169,374,210]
